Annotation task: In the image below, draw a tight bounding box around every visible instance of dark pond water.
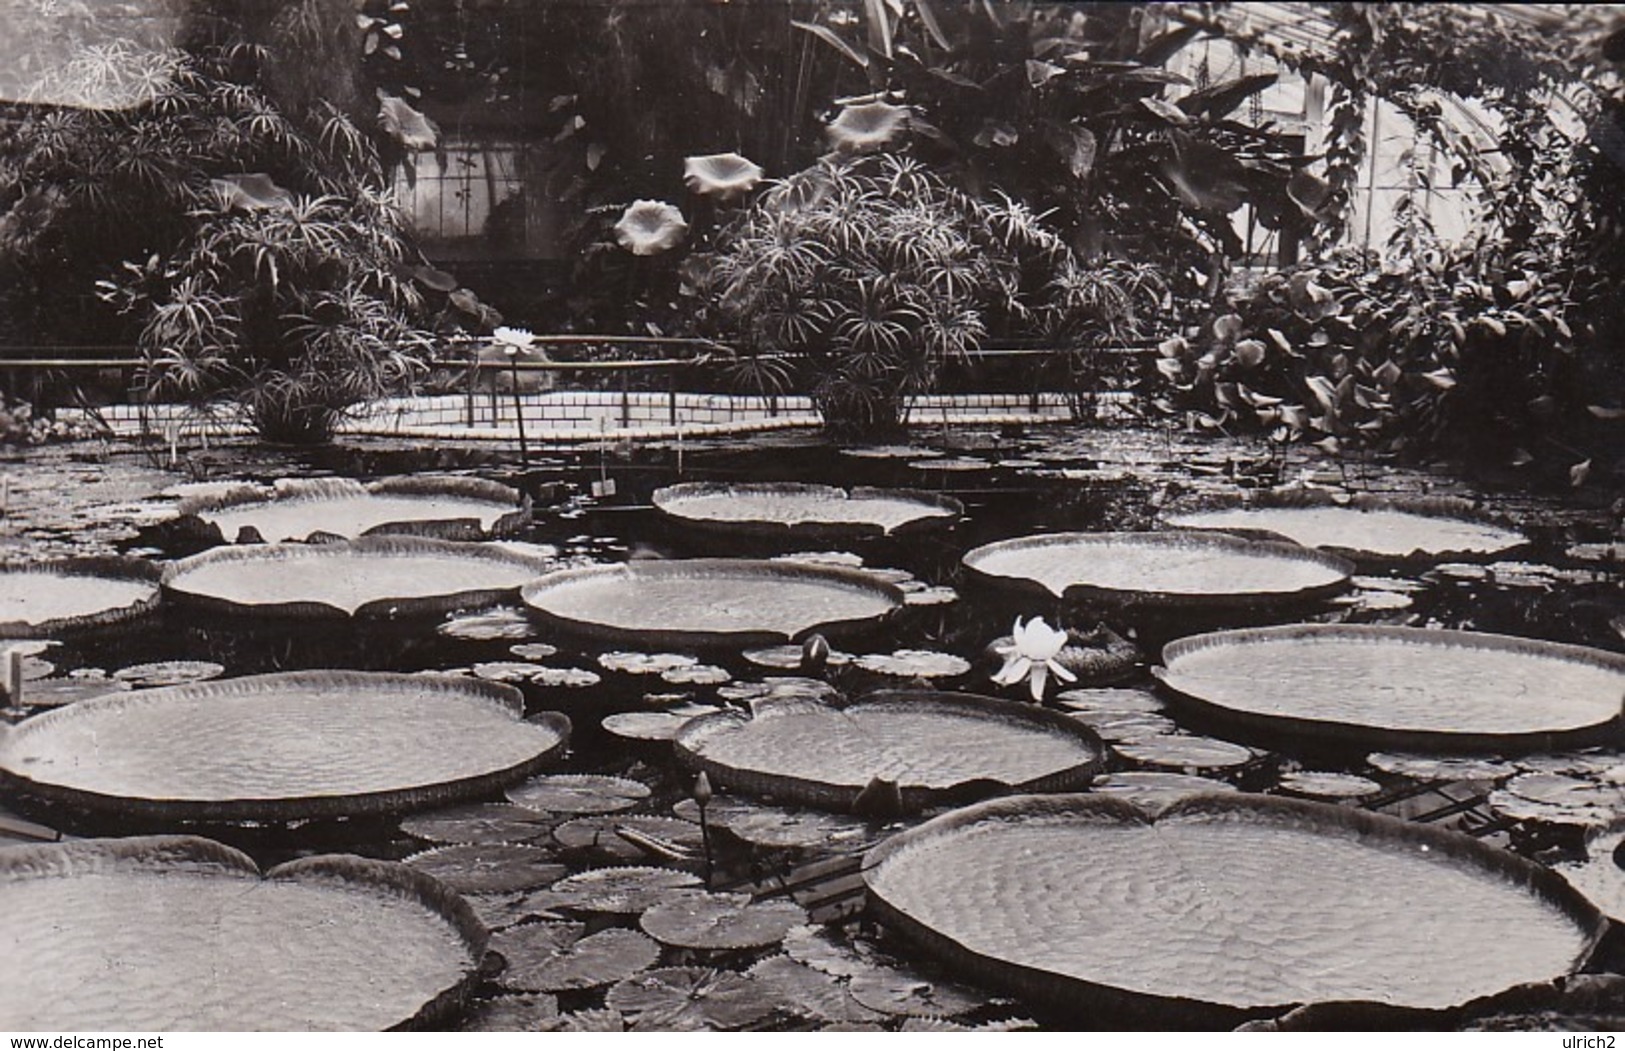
[4,428,1623,1030]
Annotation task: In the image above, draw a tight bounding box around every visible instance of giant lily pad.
[1165,491,1524,561]
[0,671,570,822]
[163,537,558,619]
[521,559,903,648]
[0,835,485,1030]
[0,558,161,637]
[181,476,528,542]
[1156,625,1625,751]
[674,691,1106,813]
[652,482,960,540]
[862,793,1607,1024]
[962,531,1352,611]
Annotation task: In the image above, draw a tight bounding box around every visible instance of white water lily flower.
[492,326,535,357]
[990,615,1077,702]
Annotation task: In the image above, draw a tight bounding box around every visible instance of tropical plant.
[791,2,1330,294]
[2,1,442,443]
[701,152,1136,436]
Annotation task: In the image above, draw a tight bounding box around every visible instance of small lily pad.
[404,843,565,894]
[840,445,938,460]
[539,1008,630,1032]
[473,661,545,683]
[1067,710,1179,743]
[438,607,537,641]
[598,652,698,675]
[716,677,838,704]
[909,457,987,472]
[602,709,714,742]
[782,925,890,980]
[1489,773,1625,827]
[1277,771,1382,799]
[458,993,560,1032]
[742,645,853,670]
[549,867,704,914]
[1055,688,1165,715]
[506,774,651,814]
[21,677,132,709]
[847,965,990,1018]
[509,643,559,660]
[672,797,874,850]
[1090,771,1238,811]
[607,967,775,1031]
[1113,735,1256,771]
[770,551,865,568]
[639,890,807,950]
[660,664,731,686]
[111,660,226,688]
[463,888,580,929]
[399,803,555,846]
[529,667,602,688]
[495,924,659,993]
[1366,752,1517,783]
[854,650,971,679]
[902,586,958,607]
[1513,752,1625,778]
[746,955,886,1025]
[554,816,705,862]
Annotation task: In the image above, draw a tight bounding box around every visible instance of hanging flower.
[683,153,764,201]
[614,200,688,256]
[989,616,1076,702]
[825,100,911,153]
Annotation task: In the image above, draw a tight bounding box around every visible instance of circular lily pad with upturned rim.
[1163,490,1525,562]
[0,835,486,1031]
[0,671,570,822]
[861,792,1608,1026]
[163,536,559,620]
[178,475,529,542]
[0,557,162,638]
[674,690,1106,814]
[521,559,904,649]
[962,531,1353,612]
[1156,624,1625,752]
[651,482,962,541]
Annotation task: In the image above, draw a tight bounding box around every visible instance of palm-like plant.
[704,153,1100,436]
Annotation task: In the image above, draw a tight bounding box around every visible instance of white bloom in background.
[492,326,535,357]
[614,200,688,256]
[990,615,1076,702]
[683,153,765,201]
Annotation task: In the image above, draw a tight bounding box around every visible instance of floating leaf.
[506,774,650,815]
[640,890,807,950]
[473,661,545,683]
[111,660,225,688]
[1365,753,1517,783]
[672,797,874,850]
[1113,734,1256,771]
[1055,688,1164,715]
[496,924,658,993]
[529,667,601,688]
[1277,771,1382,799]
[509,643,559,660]
[746,956,885,1025]
[1067,710,1179,743]
[602,708,721,742]
[661,664,731,686]
[853,649,970,678]
[404,842,564,895]
[607,967,775,1031]
[847,965,990,1018]
[599,652,698,675]
[438,607,536,641]
[549,867,703,914]
[399,804,556,847]
[742,644,854,670]
[554,816,705,863]
[1090,770,1238,811]
[458,994,560,1032]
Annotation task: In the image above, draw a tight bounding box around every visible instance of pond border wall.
[56,390,1112,444]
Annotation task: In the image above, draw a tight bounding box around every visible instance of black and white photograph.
[0,0,1622,1037]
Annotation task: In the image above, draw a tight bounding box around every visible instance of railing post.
[620,368,631,429]
[465,341,477,429]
